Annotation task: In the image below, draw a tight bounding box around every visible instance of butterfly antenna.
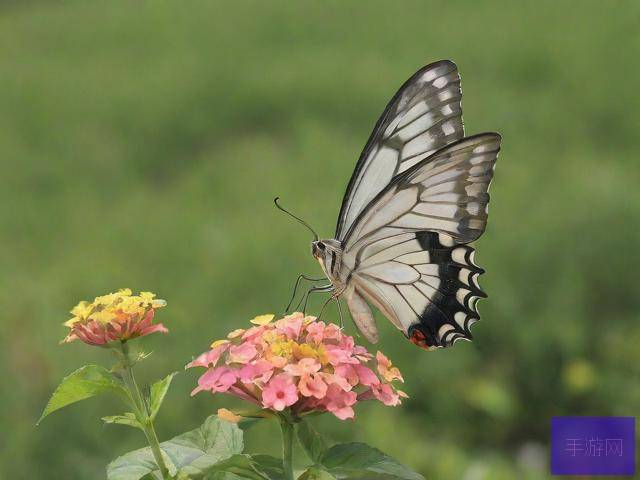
[273,197,319,241]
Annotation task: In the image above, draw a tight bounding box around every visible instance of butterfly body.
[306,60,501,350]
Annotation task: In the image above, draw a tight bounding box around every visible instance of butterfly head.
[311,239,342,279]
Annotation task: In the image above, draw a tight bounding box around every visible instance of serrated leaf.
[296,420,328,464]
[320,443,424,480]
[38,365,126,424]
[148,372,177,420]
[298,467,337,480]
[102,412,142,429]
[107,416,244,480]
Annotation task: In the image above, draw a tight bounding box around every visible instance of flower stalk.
[118,342,171,480]
[279,415,295,480]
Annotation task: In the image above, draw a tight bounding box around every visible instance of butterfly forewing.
[335,60,464,240]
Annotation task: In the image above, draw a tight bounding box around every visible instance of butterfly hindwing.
[348,231,486,348]
[336,60,464,240]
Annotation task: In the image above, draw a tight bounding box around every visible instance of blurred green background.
[2,1,639,478]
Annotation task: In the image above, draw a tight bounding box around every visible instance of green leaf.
[320,443,424,480]
[194,454,268,480]
[148,372,177,420]
[236,417,263,431]
[107,416,244,480]
[102,412,142,429]
[251,454,284,480]
[226,408,272,431]
[296,420,328,464]
[203,473,255,480]
[297,467,337,480]
[184,453,283,479]
[37,365,126,424]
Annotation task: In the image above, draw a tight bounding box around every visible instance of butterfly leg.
[315,292,344,327]
[336,297,344,329]
[316,295,333,322]
[297,284,333,315]
[285,274,325,313]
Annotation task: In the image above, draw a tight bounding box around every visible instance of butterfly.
[279,60,501,350]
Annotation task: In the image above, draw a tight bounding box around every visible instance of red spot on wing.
[409,328,431,350]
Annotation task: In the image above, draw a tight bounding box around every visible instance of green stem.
[119,342,172,480]
[279,416,295,480]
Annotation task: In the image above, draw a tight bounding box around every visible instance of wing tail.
[344,286,380,344]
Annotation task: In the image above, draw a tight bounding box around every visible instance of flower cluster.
[187,313,406,420]
[63,289,168,346]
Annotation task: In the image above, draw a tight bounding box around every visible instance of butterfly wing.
[335,60,464,240]
[339,133,501,349]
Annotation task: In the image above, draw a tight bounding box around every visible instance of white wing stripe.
[392,214,460,233]
[353,187,418,240]
[361,238,421,266]
[413,202,461,219]
[395,251,431,264]
[360,262,420,284]
[357,232,416,262]
[415,264,439,276]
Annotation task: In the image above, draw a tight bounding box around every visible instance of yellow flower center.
[269,339,295,358]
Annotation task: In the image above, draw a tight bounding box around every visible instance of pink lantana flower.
[305,321,327,344]
[324,384,358,420]
[376,351,404,383]
[371,383,402,406]
[298,373,327,399]
[187,312,406,420]
[275,314,304,339]
[186,342,229,369]
[262,374,299,411]
[62,289,168,346]
[284,358,321,377]
[239,359,274,383]
[191,366,237,395]
[228,342,258,364]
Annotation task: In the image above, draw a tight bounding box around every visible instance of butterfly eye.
[317,242,325,250]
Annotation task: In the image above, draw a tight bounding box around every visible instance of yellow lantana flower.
[62,288,168,346]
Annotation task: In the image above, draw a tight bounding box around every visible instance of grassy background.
[1,1,639,478]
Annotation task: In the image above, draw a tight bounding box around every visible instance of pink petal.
[186,344,229,369]
[355,365,380,386]
[372,383,401,406]
[329,405,355,420]
[298,374,328,399]
[139,323,169,337]
[229,343,257,364]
